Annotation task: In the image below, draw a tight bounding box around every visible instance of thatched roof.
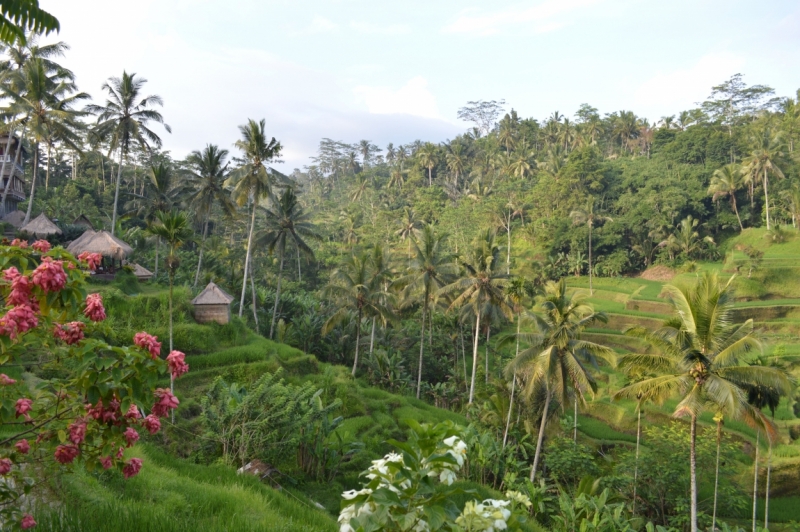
[19,213,62,237]
[1,210,25,228]
[66,230,133,260]
[191,282,234,305]
[129,263,153,280]
[72,214,94,230]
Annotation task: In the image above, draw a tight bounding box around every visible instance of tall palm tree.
[256,187,320,339]
[394,207,419,256]
[502,276,534,448]
[614,272,790,532]
[709,164,745,231]
[416,142,437,187]
[441,229,512,404]
[0,4,59,45]
[226,118,283,318]
[743,129,786,230]
[781,182,800,229]
[86,71,170,235]
[185,144,236,287]
[508,279,612,481]
[323,252,392,376]
[445,142,466,185]
[387,165,406,190]
[570,201,612,295]
[399,224,457,398]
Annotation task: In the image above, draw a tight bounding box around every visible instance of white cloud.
[354,76,441,119]
[442,0,597,36]
[301,16,338,34]
[633,53,746,112]
[349,21,411,35]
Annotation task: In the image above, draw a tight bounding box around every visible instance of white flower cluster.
[364,452,410,492]
[424,435,468,486]
[504,490,532,509]
[338,488,375,532]
[455,499,512,532]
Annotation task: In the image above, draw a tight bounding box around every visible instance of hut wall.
[193,304,230,325]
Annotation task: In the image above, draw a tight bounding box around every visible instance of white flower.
[442,436,468,467]
[505,490,532,508]
[338,492,376,532]
[439,468,457,486]
[341,488,373,500]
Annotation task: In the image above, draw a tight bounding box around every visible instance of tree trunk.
[732,196,744,232]
[111,146,124,236]
[588,223,593,295]
[460,323,467,389]
[765,442,772,532]
[296,244,302,282]
[351,308,362,376]
[0,127,18,217]
[169,270,175,423]
[502,313,521,449]
[154,239,159,278]
[194,217,209,288]
[712,417,722,532]
[416,295,427,399]
[753,431,760,532]
[239,200,257,318]
[23,142,39,225]
[45,143,51,191]
[428,166,432,187]
[369,316,376,356]
[269,247,285,339]
[468,311,481,404]
[633,405,641,516]
[249,254,259,333]
[530,388,550,482]
[690,414,698,532]
[573,395,578,443]
[763,170,770,230]
[484,326,491,384]
[507,213,511,275]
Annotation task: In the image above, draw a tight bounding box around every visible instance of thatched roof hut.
[191,282,234,324]
[1,210,25,228]
[19,213,62,237]
[129,263,153,281]
[66,230,133,260]
[72,214,94,230]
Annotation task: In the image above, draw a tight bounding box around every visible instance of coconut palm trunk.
[763,170,771,230]
[588,222,593,295]
[690,414,698,532]
[573,396,578,443]
[154,240,159,278]
[351,308,362,376]
[753,431,760,532]
[168,266,175,422]
[194,217,209,287]
[732,196,744,232]
[765,443,772,531]
[416,290,428,399]
[712,416,722,531]
[530,386,551,482]
[45,143,51,191]
[239,199,257,318]
[468,311,482,404]
[249,255,259,333]
[633,405,642,516]
[111,146,124,236]
[502,313,521,449]
[23,143,40,224]
[484,327,491,384]
[369,316,376,357]
[296,245,302,282]
[269,248,285,339]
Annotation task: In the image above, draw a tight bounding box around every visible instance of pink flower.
[142,414,161,435]
[2,266,20,281]
[123,457,142,479]
[84,293,106,322]
[31,240,51,253]
[124,427,139,447]
[99,456,113,469]
[166,350,189,379]
[15,398,32,421]
[54,444,79,464]
[77,251,102,271]
[53,321,85,345]
[125,404,141,420]
[116,446,125,460]
[68,421,86,445]
[1,305,38,339]
[0,374,17,386]
[10,239,28,249]
[133,332,161,359]
[0,458,11,474]
[151,388,179,418]
[20,513,36,529]
[7,274,33,306]
[15,439,30,454]
[31,257,67,292]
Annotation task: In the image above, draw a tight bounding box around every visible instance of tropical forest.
[1,2,800,532]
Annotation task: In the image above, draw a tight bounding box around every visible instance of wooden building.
[0,135,26,216]
[191,282,235,325]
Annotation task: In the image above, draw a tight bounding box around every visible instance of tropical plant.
[709,164,745,231]
[570,201,612,294]
[417,142,437,187]
[0,1,59,45]
[743,129,786,230]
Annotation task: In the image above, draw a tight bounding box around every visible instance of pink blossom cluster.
[124,427,139,447]
[125,404,141,420]
[142,414,161,435]
[151,388,179,418]
[1,266,40,339]
[0,305,38,339]
[31,240,51,253]
[77,251,102,271]
[86,398,121,424]
[166,350,189,379]
[10,239,28,249]
[15,398,32,421]
[54,444,79,464]
[31,257,67,293]
[68,421,87,445]
[15,440,29,454]
[0,374,16,386]
[123,457,142,479]
[20,514,36,529]
[133,332,161,359]
[84,293,106,322]
[0,457,11,474]
[53,321,85,345]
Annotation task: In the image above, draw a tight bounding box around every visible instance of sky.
[42,0,800,171]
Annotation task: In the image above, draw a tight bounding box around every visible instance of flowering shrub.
[338,420,530,532]
[0,243,188,529]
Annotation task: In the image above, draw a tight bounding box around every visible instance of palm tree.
[185,144,236,287]
[387,165,406,189]
[323,252,391,376]
[399,224,457,398]
[394,207,419,256]
[781,182,800,229]
[226,118,283,318]
[502,276,534,448]
[445,142,466,185]
[416,142,437,187]
[86,71,170,235]
[743,129,786,230]
[709,164,745,231]
[614,272,790,532]
[256,187,320,339]
[441,229,512,404]
[570,201,612,295]
[0,4,59,45]
[508,279,612,481]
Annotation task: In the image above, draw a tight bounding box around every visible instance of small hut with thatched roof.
[72,214,94,230]
[19,213,62,238]
[66,230,133,261]
[1,210,25,229]
[191,282,234,324]
[129,263,153,282]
